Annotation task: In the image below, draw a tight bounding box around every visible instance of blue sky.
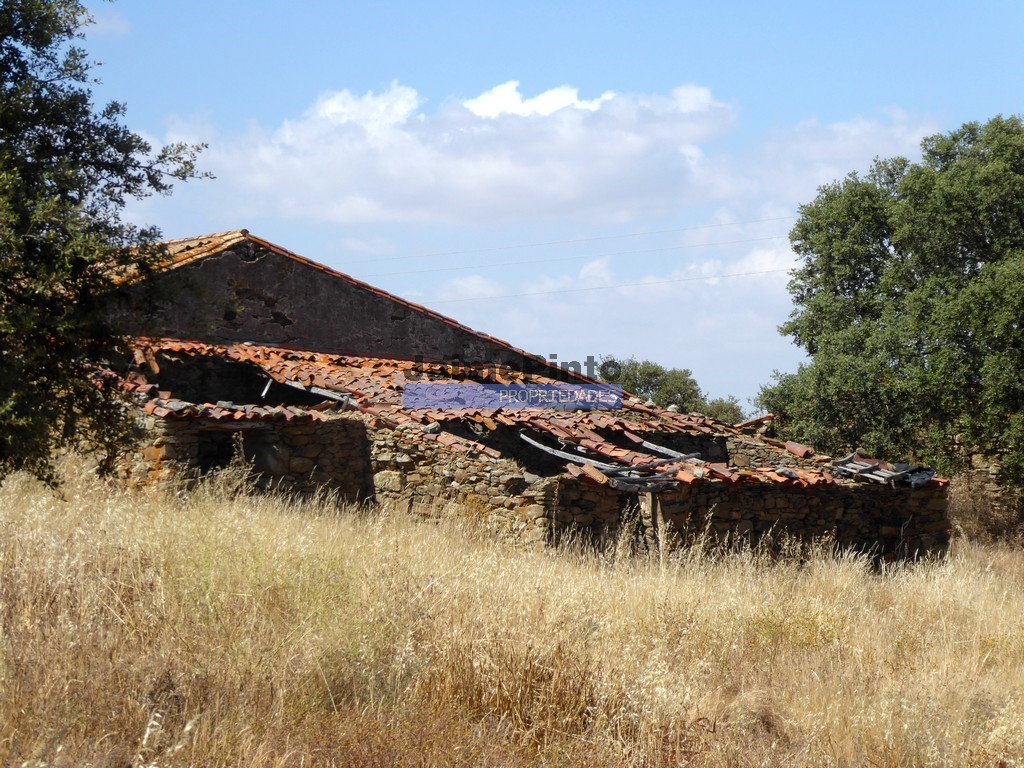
[83,1,1023,410]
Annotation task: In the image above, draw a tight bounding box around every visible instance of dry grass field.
[2,462,1024,767]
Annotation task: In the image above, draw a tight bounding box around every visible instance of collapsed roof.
[111,229,943,495]
[123,337,942,494]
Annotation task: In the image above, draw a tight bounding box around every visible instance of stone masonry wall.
[474,473,950,558]
[949,454,1024,536]
[132,413,950,557]
[726,436,827,471]
[643,480,949,558]
[132,415,372,498]
[118,242,560,373]
[365,421,548,544]
[132,412,553,544]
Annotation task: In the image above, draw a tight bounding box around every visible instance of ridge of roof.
[152,229,596,386]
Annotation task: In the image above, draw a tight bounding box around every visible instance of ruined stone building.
[113,230,951,557]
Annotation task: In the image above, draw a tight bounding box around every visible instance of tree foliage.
[600,356,746,422]
[0,1,203,482]
[760,115,1024,484]
[701,396,746,425]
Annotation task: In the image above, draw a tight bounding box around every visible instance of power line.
[360,234,788,278]
[344,215,796,265]
[422,267,792,305]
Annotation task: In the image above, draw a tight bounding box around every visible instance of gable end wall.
[119,243,553,371]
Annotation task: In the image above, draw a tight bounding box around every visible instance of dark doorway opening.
[196,429,237,474]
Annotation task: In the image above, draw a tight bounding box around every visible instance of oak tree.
[0,0,203,481]
[760,116,1024,486]
[600,355,746,422]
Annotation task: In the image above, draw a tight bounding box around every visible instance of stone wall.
[642,479,946,558]
[476,471,950,558]
[364,421,545,542]
[949,454,1024,538]
[131,415,372,498]
[667,481,946,557]
[725,436,826,470]
[131,412,550,542]
[131,413,950,558]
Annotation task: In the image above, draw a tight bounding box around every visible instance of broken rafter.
[519,431,687,493]
[278,376,411,430]
[602,457,682,476]
[637,439,705,463]
[608,478,678,493]
[833,455,915,484]
[279,377,352,408]
[192,421,271,432]
[518,432,620,471]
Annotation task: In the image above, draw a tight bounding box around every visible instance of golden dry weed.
[1,460,1023,767]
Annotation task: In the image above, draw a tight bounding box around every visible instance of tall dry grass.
[2,461,1024,767]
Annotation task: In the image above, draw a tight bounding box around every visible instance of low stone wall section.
[132,415,372,498]
[949,454,1024,537]
[495,473,949,558]
[645,480,949,557]
[366,422,547,542]
[726,436,827,471]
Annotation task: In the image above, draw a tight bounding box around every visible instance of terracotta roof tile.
[736,413,777,429]
[785,441,814,459]
[580,464,610,485]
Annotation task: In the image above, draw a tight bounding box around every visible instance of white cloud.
[192,80,734,226]
[464,81,614,118]
[338,236,398,256]
[420,243,807,403]
[733,108,939,202]
[428,274,506,303]
[733,244,800,275]
[174,81,935,233]
[303,82,422,137]
[403,232,809,402]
